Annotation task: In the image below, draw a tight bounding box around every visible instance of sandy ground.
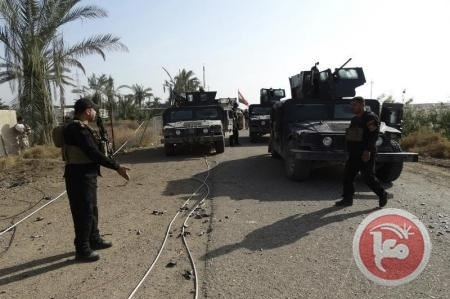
[0,132,449,299]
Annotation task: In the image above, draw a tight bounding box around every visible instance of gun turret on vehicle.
[289,58,366,101]
[270,60,418,182]
[249,88,285,142]
[162,90,234,156]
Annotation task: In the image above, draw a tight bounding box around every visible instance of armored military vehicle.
[249,88,285,142]
[269,59,418,182]
[162,91,234,156]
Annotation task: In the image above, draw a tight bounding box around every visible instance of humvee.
[162,91,234,156]
[269,60,418,182]
[249,88,285,142]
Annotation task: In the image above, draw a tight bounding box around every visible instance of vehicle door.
[380,102,404,131]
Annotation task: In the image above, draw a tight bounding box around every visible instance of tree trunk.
[22,57,54,145]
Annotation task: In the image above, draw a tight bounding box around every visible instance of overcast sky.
[1,0,449,106]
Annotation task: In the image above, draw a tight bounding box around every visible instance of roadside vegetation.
[0,145,61,171]
[0,64,200,169]
[0,0,127,144]
[400,101,450,159]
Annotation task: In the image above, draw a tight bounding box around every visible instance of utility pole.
[203,65,206,89]
[370,81,374,99]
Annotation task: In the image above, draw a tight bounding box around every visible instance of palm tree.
[85,73,109,105]
[0,0,127,144]
[174,69,201,93]
[162,67,176,106]
[118,84,153,109]
[117,95,138,120]
[152,97,162,106]
[162,67,201,106]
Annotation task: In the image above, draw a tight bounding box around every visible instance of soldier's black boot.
[379,191,388,208]
[90,238,112,250]
[75,250,100,262]
[335,199,353,207]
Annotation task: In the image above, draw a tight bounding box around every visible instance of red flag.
[238,90,249,106]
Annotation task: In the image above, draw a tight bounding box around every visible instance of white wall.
[0,110,18,156]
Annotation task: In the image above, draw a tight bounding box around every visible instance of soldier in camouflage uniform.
[14,116,31,154]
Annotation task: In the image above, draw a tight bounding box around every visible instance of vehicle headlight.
[261,121,266,125]
[376,136,383,147]
[203,128,209,134]
[175,130,181,136]
[322,136,333,147]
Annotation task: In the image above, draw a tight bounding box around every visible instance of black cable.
[0,186,46,221]
[0,186,47,257]
[0,222,16,258]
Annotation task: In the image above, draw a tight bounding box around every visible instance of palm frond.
[62,34,127,62]
[60,5,107,25]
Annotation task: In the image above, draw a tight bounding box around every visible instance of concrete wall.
[0,110,18,157]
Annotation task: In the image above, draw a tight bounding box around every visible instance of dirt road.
[0,133,449,299]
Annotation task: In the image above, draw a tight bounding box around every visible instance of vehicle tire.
[376,140,404,183]
[215,138,225,154]
[271,149,281,159]
[269,139,281,159]
[284,140,311,181]
[164,143,176,156]
[250,132,257,143]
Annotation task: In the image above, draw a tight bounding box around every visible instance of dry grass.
[0,119,161,171]
[107,120,161,149]
[401,130,450,159]
[106,120,139,131]
[0,146,61,171]
[137,127,161,147]
[0,155,21,170]
[22,145,61,159]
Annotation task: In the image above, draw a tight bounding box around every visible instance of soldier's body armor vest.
[53,120,101,164]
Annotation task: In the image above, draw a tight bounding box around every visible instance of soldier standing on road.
[336,96,388,207]
[63,98,130,262]
[243,109,249,130]
[230,102,240,146]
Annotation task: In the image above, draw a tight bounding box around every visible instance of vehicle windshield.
[250,106,272,115]
[169,110,193,122]
[333,101,380,120]
[196,108,220,120]
[288,104,329,121]
[168,107,221,122]
[334,103,354,119]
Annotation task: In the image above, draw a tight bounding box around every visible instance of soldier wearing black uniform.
[64,98,130,262]
[336,96,388,207]
[230,102,240,146]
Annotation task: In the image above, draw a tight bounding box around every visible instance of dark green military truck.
[269,61,418,182]
[249,88,285,142]
[162,91,234,156]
